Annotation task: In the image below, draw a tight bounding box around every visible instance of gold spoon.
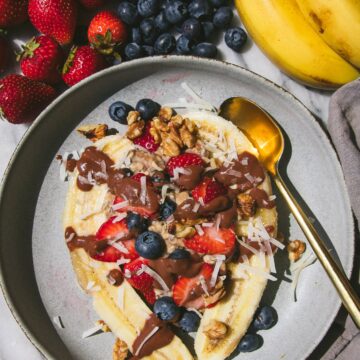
[219,97,360,328]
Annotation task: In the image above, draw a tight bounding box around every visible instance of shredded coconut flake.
[199,275,209,296]
[112,213,127,223]
[227,169,242,177]
[116,258,130,266]
[237,239,259,256]
[195,224,204,236]
[140,176,147,204]
[109,240,129,254]
[65,232,75,243]
[198,197,205,206]
[244,172,255,183]
[268,195,277,201]
[202,222,214,227]
[210,256,224,288]
[53,316,64,329]
[238,263,277,281]
[192,202,201,212]
[135,326,160,356]
[188,308,203,318]
[264,240,276,273]
[161,185,169,203]
[112,200,129,211]
[82,324,103,339]
[241,158,248,166]
[215,215,221,231]
[142,265,170,292]
[124,269,131,278]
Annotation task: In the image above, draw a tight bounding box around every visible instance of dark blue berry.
[135,98,161,120]
[109,101,134,124]
[140,18,159,45]
[117,2,140,25]
[209,0,226,8]
[137,0,160,18]
[132,27,142,45]
[213,6,233,29]
[142,45,155,56]
[225,27,247,52]
[169,248,190,259]
[188,0,213,20]
[155,11,171,31]
[176,34,194,54]
[135,231,165,259]
[193,42,217,58]
[154,33,176,54]
[237,334,263,353]
[122,168,133,177]
[154,296,180,322]
[126,212,149,233]
[178,310,200,332]
[251,305,277,331]
[164,1,188,24]
[124,42,144,60]
[159,197,177,220]
[181,18,203,41]
[201,21,214,40]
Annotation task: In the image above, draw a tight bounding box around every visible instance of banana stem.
[273,173,360,328]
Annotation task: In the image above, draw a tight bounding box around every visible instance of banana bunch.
[235,0,360,89]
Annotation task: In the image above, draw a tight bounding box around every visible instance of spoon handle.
[273,173,360,328]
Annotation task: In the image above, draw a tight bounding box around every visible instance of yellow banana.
[296,0,360,69]
[235,0,360,89]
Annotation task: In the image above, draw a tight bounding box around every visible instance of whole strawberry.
[0,0,28,27]
[79,0,106,10]
[0,31,11,73]
[28,0,78,45]
[18,35,64,84]
[0,74,56,124]
[88,11,127,55]
[62,46,107,87]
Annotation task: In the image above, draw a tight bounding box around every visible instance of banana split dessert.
[61,94,283,359]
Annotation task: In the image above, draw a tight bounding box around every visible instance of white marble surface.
[0,14,340,360]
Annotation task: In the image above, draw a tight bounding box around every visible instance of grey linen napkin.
[328,78,360,222]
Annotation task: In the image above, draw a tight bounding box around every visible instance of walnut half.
[203,320,228,340]
[237,193,256,217]
[112,338,128,360]
[77,124,108,142]
[287,240,306,262]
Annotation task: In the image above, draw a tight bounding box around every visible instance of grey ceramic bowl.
[0,57,354,360]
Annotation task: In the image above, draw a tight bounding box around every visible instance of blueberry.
[178,310,200,332]
[140,18,159,45]
[132,27,142,45]
[164,1,188,24]
[251,305,277,331]
[176,35,194,54]
[109,101,134,124]
[159,197,177,220]
[137,0,160,18]
[181,18,203,41]
[209,0,226,8]
[135,231,165,259]
[155,11,171,32]
[117,2,140,25]
[213,6,233,29]
[142,45,155,56]
[193,42,217,58]
[124,43,144,60]
[126,212,149,232]
[169,248,190,259]
[122,168,133,177]
[188,0,213,20]
[154,296,180,322]
[154,33,176,54]
[225,27,247,52]
[135,98,161,120]
[236,334,263,353]
[201,21,214,40]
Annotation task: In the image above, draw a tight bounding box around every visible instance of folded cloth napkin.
[329,78,360,222]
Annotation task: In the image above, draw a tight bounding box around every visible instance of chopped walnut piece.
[127,110,141,125]
[96,320,111,333]
[158,106,173,121]
[112,338,128,360]
[287,240,306,262]
[203,320,228,340]
[126,119,145,140]
[162,136,182,156]
[237,193,256,217]
[77,124,108,142]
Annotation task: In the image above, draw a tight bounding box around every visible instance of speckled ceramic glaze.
[0,57,354,360]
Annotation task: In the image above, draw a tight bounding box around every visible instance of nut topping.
[237,193,256,217]
[112,338,128,360]
[287,240,306,262]
[126,119,145,140]
[77,124,109,142]
[203,319,228,340]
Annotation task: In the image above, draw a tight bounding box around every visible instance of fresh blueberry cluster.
[117,0,248,60]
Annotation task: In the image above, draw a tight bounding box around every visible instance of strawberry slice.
[166,153,204,176]
[133,122,159,153]
[93,217,138,262]
[172,263,213,309]
[113,196,155,218]
[184,226,236,255]
[192,177,227,204]
[123,258,156,304]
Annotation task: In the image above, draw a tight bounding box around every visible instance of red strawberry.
[79,0,105,10]
[94,217,138,262]
[192,178,227,204]
[18,35,64,84]
[0,31,10,73]
[184,226,236,255]
[28,0,78,45]
[133,122,160,153]
[166,153,204,176]
[173,263,213,309]
[87,11,127,55]
[0,0,28,28]
[0,74,56,124]
[113,196,155,218]
[62,45,107,87]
